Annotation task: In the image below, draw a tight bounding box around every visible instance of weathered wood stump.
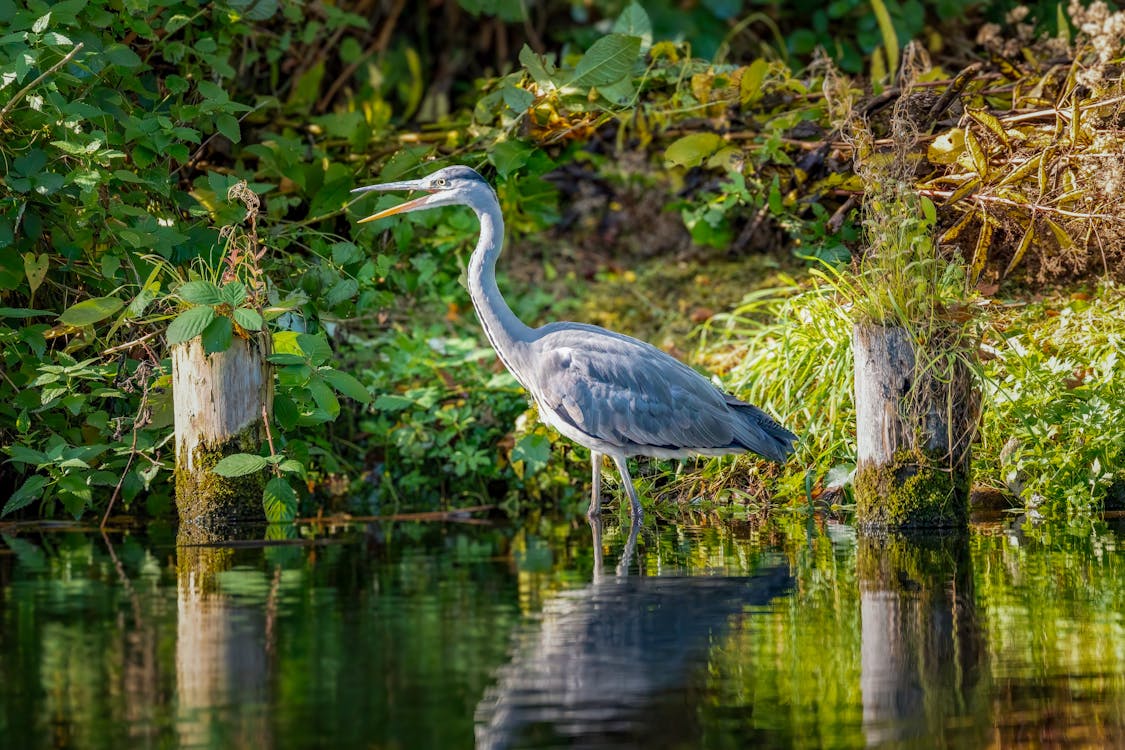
[172,335,271,526]
[852,323,976,529]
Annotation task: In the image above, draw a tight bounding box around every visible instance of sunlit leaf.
[263,476,297,522]
[178,281,224,305]
[571,34,641,87]
[166,305,215,345]
[59,296,125,326]
[233,307,262,332]
[212,453,268,477]
[321,368,371,403]
[739,59,769,105]
[664,133,725,169]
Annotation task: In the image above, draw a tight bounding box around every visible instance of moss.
[854,448,969,530]
[855,530,971,594]
[175,422,265,527]
[176,525,235,593]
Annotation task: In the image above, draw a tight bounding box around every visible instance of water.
[1,514,1123,749]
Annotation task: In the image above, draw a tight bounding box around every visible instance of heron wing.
[531,326,735,452]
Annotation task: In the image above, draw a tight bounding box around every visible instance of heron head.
[352,166,489,224]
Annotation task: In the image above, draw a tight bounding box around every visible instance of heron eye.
[434,177,447,187]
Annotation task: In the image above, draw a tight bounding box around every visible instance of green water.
[1,515,1123,749]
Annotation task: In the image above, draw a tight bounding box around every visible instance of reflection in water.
[475,518,793,749]
[176,526,270,748]
[1,518,1125,748]
[858,533,990,747]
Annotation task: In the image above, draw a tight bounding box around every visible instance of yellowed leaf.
[947,177,980,206]
[1003,221,1036,277]
[940,208,976,244]
[967,108,1010,149]
[998,152,1042,187]
[927,129,964,164]
[963,125,989,177]
[1045,218,1074,249]
[739,58,769,105]
[970,213,993,285]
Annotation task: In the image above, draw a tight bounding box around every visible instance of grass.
[685,275,1125,520]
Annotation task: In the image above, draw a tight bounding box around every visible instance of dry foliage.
[904,2,1125,284]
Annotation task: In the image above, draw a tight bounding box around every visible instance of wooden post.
[852,323,976,529]
[172,335,271,526]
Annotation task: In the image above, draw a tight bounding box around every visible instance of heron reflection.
[474,518,791,749]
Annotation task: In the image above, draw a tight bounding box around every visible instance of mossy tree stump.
[853,324,976,529]
[172,335,271,526]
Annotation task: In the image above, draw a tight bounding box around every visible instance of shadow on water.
[474,518,793,750]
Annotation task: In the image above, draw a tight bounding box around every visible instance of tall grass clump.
[697,276,855,504]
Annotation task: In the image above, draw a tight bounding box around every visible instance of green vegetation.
[1,0,1122,524]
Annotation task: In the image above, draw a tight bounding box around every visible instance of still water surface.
[1,515,1123,748]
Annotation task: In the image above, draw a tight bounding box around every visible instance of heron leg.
[587,451,603,518]
[611,454,644,521]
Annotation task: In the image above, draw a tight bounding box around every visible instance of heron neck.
[468,200,533,380]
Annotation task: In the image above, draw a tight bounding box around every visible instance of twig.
[101,392,146,529]
[0,42,84,125]
[920,189,1125,222]
[261,405,281,477]
[101,329,162,357]
[295,505,496,523]
[315,0,406,112]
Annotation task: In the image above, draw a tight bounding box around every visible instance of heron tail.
[725,396,798,463]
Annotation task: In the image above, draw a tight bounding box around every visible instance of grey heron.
[353,165,796,520]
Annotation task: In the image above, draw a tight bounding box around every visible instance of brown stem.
[0,43,85,125]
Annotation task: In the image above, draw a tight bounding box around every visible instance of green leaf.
[277,459,305,477]
[212,453,268,477]
[59,296,125,326]
[4,475,47,516]
[178,280,224,305]
[215,113,241,143]
[488,140,534,178]
[325,277,358,308]
[6,445,46,465]
[23,253,48,294]
[612,2,652,51]
[263,477,298,522]
[233,307,262,332]
[740,59,769,105]
[373,394,413,411]
[321,368,370,403]
[104,43,143,69]
[519,44,556,86]
[501,84,534,112]
[222,281,247,306]
[273,394,299,429]
[32,13,50,33]
[296,333,333,365]
[0,307,52,318]
[571,34,642,87]
[200,314,233,354]
[664,133,725,169]
[511,434,551,478]
[307,376,340,416]
[167,305,216,345]
[268,353,306,365]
